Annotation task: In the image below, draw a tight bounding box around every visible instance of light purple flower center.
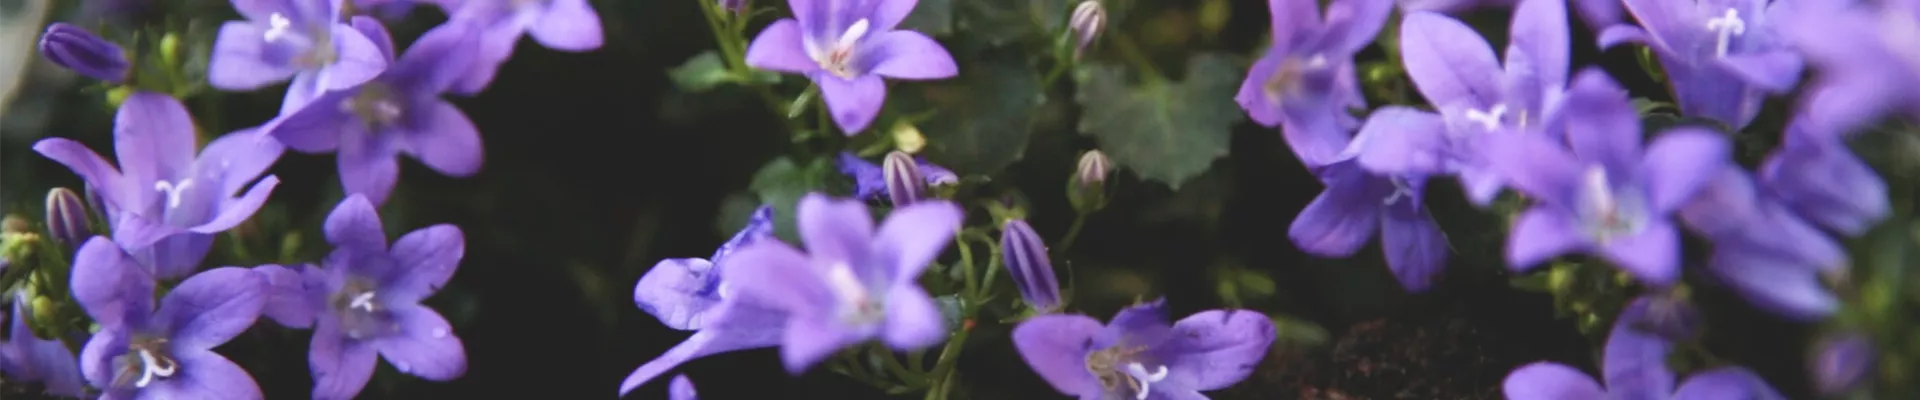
[1576,165,1648,243]
[1877,10,1920,72]
[1262,54,1329,105]
[112,336,178,389]
[342,83,407,129]
[331,277,397,340]
[1704,8,1747,58]
[262,13,337,69]
[1085,345,1168,400]
[824,262,885,325]
[813,19,872,79]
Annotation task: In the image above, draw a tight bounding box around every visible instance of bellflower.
[1679,164,1844,320]
[1379,0,1570,206]
[744,0,960,134]
[254,195,468,400]
[440,0,603,94]
[0,292,85,398]
[1778,0,1920,136]
[1235,0,1389,168]
[266,22,485,206]
[723,193,961,373]
[1397,0,1621,28]
[836,152,957,201]
[621,206,792,395]
[1288,157,1448,292]
[1489,70,1726,285]
[1000,219,1062,312]
[34,92,284,278]
[670,374,698,400]
[1012,299,1275,399]
[1600,0,1802,130]
[37,23,131,83]
[209,0,388,115]
[1503,297,1786,400]
[1758,121,1888,236]
[71,237,268,400]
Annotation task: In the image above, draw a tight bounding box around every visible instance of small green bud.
[890,120,926,154]
[30,295,61,339]
[159,33,182,68]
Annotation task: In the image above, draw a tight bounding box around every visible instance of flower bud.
[38,23,130,83]
[719,0,747,13]
[1069,1,1106,59]
[884,151,926,206]
[1812,332,1874,395]
[44,187,91,247]
[1000,219,1062,312]
[1634,293,1701,341]
[1067,150,1111,214]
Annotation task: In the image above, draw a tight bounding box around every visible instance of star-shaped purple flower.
[265,22,485,206]
[34,92,284,279]
[1288,158,1449,293]
[439,0,603,94]
[0,292,85,398]
[1235,0,1389,168]
[836,152,958,201]
[1600,0,1803,130]
[70,237,268,400]
[252,195,468,400]
[621,206,792,395]
[745,0,959,134]
[1679,162,1844,320]
[722,193,960,373]
[1503,297,1786,400]
[209,0,389,115]
[1779,0,1920,136]
[1012,298,1275,399]
[1486,69,1727,286]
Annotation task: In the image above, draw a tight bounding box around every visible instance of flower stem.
[1058,213,1089,254]
[1112,33,1165,86]
[922,318,972,400]
[956,234,977,295]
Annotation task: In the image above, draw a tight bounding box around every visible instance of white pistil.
[1581,166,1614,219]
[818,19,871,78]
[839,19,870,48]
[153,179,193,209]
[1705,8,1746,58]
[825,262,878,322]
[1465,104,1508,130]
[1124,362,1169,400]
[265,13,293,42]
[349,291,378,312]
[1382,177,1416,206]
[134,349,176,388]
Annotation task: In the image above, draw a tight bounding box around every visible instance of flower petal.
[1486,130,1584,205]
[349,16,396,60]
[1598,220,1680,285]
[1266,0,1323,47]
[401,100,485,177]
[266,90,356,153]
[1381,204,1448,292]
[1507,0,1569,90]
[1235,53,1287,127]
[208,21,299,90]
[33,138,130,212]
[882,284,946,350]
[815,73,887,134]
[871,200,960,284]
[1012,314,1105,398]
[388,21,481,95]
[116,92,200,193]
[373,305,467,381]
[309,319,379,400]
[1353,106,1450,175]
[1507,207,1586,272]
[618,328,784,396]
[141,349,264,400]
[385,224,464,304]
[323,194,389,252]
[1708,247,1838,321]
[4,296,85,397]
[1398,12,1503,110]
[863,31,957,80]
[451,22,519,95]
[1673,367,1786,400]
[797,193,876,273]
[529,0,603,51]
[155,267,266,351]
[1502,362,1605,400]
[1595,25,1654,51]
[635,258,722,331]
[721,241,832,315]
[1719,51,1804,93]
[1762,134,1888,236]
[1601,298,1676,396]
[198,129,287,196]
[1640,127,1729,212]
[338,136,402,206]
[778,316,860,374]
[1159,309,1276,391]
[71,237,154,328]
[1560,69,1641,174]
[745,19,820,74]
[77,328,128,389]
[1315,0,1393,54]
[1287,165,1380,258]
[1097,299,1173,348]
[669,374,698,400]
[191,175,280,235]
[321,25,388,91]
[254,264,316,328]
[869,0,919,32]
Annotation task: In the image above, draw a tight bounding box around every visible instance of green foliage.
[747,156,838,243]
[901,0,955,37]
[955,0,1067,46]
[667,50,780,93]
[1074,53,1246,189]
[912,58,1045,176]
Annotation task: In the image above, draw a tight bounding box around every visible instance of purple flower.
[255,195,467,400]
[1397,0,1621,28]
[34,92,285,279]
[1758,121,1888,237]
[1235,0,1389,168]
[441,0,604,94]
[38,23,131,83]
[1503,297,1785,400]
[621,206,791,395]
[1600,0,1803,130]
[209,0,389,115]
[836,152,957,201]
[0,292,85,398]
[265,22,485,206]
[70,237,268,399]
[1487,69,1727,286]
[1012,299,1275,399]
[1288,157,1449,292]
[1778,0,1920,136]
[744,0,959,134]
[722,193,961,373]
[1812,332,1873,395]
[1678,164,1844,320]
[1000,219,1062,312]
[1379,0,1570,206]
[670,374,698,400]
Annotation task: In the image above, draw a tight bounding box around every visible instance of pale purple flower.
[1377,0,1570,206]
[1503,297,1785,400]
[1679,163,1844,320]
[441,0,604,94]
[1235,0,1389,168]
[722,193,961,372]
[1397,0,1622,28]
[38,23,132,83]
[1759,121,1888,237]
[1012,298,1275,399]
[621,206,790,395]
[837,152,957,201]
[1487,69,1727,286]
[34,92,285,279]
[265,22,485,206]
[71,237,268,400]
[210,0,389,115]
[0,292,85,398]
[744,0,959,134]
[1599,0,1803,130]
[670,374,698,400]
[1778,0,1920,136]
[1288,157,1448,292]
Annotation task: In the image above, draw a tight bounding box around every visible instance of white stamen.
[839,19,871,48]
[1705,8,1746,58]
[349,291,377,312]
[1465,104,1508,130]
[824,262,872,315]
[134,349,175,388]
[153,179,193,209]
[1581,166,1614,218]
[1124,362,1169,400]
[265,13,293,42]
[1304,54,1328,68]
[1382,177,1416,206]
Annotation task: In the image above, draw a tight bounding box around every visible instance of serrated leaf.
[955,0,1066,46]
[900,0,953,36]
[914,59,1043,175]
[1075,54,1245,189]
[668,50,779,93]
[747,156,836,243]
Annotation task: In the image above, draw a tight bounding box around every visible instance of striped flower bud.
[1068,150,1112,214]
[38,23,130,83]
[884,151,926,206]
[1001,219,1061,312]
[1069,1,1106,59]
[44,187,91,247]
[1812,332,1873,395]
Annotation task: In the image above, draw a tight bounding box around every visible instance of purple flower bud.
[1001,219,1061,312]
[37,23,130,83]
[1069,1,1106,58]
[718,0,747,13]
[43,187,90,247]
[1631,292,1701,341]
[1813,332,1873,395]
[884,151,926,206]
[1068,150,1112,214]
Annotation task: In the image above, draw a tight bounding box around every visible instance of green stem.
[1040,61,1070,89]
[1111,33,1166,85]
[956,234,977,295]
[972,233,1002,300]
[1058,213,1088,254]
[873,342,924,383]
[922,318,972,400]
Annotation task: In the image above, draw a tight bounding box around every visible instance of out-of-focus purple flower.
[723,193,960,373]
[1487,69,1727,286]
[71,237,267,399]
[45,187,92,247]
[1600,0,1802,130]
[1000,219,1062,312]
[1503,297,1786,400]
[1679,163,1844,320]
[0,292,85,398]
[265,22,485,206]
[1012,298,1275,399]
[440,0,604,94]
[257,195,466,400]
[356,0,422,20]
[621,206,789,395]
[1235,0,1390,168]
[1759,121,1888,237]
[1373,0,1570,206]
[719,0,747,14]
[1632,292,1701,341]
[1397,0,1622,28]
[882,151,926,206]
[34,92,285,278]
[744,0,958,134]
[38,23,132,83]
[210,0,389,115]
[1069,1,1105,59]
[836,152,958,201]
[1288,157,1449,292]
[1812,332,1873,395]
[670,374,698,400]
[1779,0,1920,136]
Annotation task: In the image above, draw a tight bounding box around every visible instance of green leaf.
[1074,53,1246,189]
[667,50,779,92]
[956,0,1066,46]
[900,0,953,36]
[913,59,1044,175]
[747,156,836,243]
[1270,314,1329,347]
